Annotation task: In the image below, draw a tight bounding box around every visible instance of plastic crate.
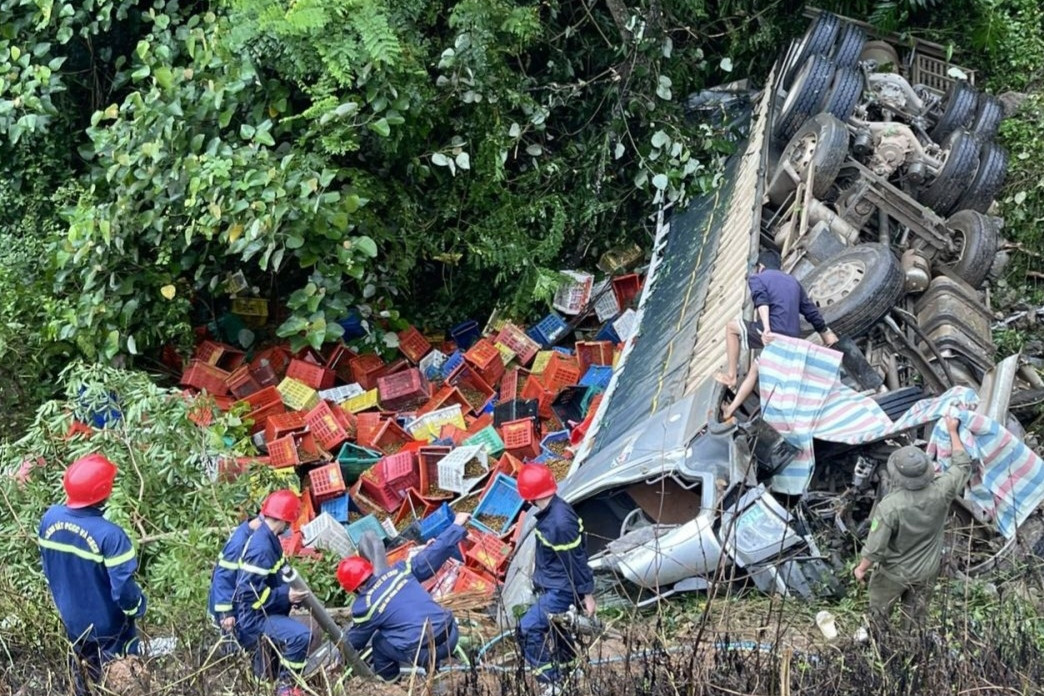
[242,396,287,435]
[540,430,572,460]
[407,404,466,441]
[521,374,555,420]
[320,494,351,523]
[494,342,516,369]
[230,297,269,325]
[226,365,262,399]
[371,419,413,455]
[286,358,335,391]
[449,320,481,350]
[417,385,470,417]
[528,313,569,348]
[386,540,417,567]
[419,502,455,541]
[499,418,541,459]
[446,364,495,414]
[250,346,292,385]
[336,442,383,483]
[498,367,522,402]
[451,565,497,597]
[462,338,504,387]
[355,412,384,448]
[180,360,232,395]
[309,462,347,502]
[437,445,489,494]
[495,323,540,366]
[612,273,642,309]
[318,383,365,404]
[194,340,227,366]
[345,514,389,546]
[463,425,505,458]
[576,341,614,373]
[418,349,448,381]
[495,452,524,478]
[464,530,513,575]
[264,410,307,444]
[551,386,594,427]
[377,367,430,411]
[341,388,378,414]
[440,350,465,380]
[579,365,613,391]
[302,512,355,559]
[591,279,621,323]
[276,377,320,411]
[613,309,637,342]
[267,434,300,468]
[359,451,418,512]
[397,326,432,364]
[470,474,524,536]
[493,398,538,428]
[349,353,385,391]
[542,352,581,394]
[552,271,594,316]
[305,400,355,450]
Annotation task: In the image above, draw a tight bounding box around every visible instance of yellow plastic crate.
[494,341,516,366]
[531,351,553,374]
[277,377,320,411]
[407,404,467,441]
[343,388,379,414]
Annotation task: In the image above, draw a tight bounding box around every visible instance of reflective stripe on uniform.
[123,596,143,616]
[216,556,239,570]
[280,655,306,670]
[534,519,585,552]
[240,557,285,576]
[37,538,104,563]
[353,574,409,625]
[104,548,136,568]
[251,586,272,610]
[213,602,233,612]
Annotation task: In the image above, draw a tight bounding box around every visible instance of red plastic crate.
[350,353,386,391]
[237,385,280,410]
[377,368,430,411]
[294,346,325,365]
[226,365,262,399]
[499,419,541,459]
[180,360,232,396]
[418,446,454,500]
[464,338,505,387]
[359,451,418,512]
[446,364,495,414]
[296,431,328,464]
[355,412,384,449]
[499,367,526,403]
[575,341,614,375]
[466,412,494,436]
[309,462,347,502]
[521,374,555,420]
[245,399,287,435]
[439,424,469,446]
[267,434,300,468]
[453,564,498,596]
[286,358,336,390]
[250,346,292,386]
[304,400,355,450]
[265,411,307,444]
[194,340,226,366]
[542,352,581,394]
[495,323,540,366]
[371,419,413,455]
[465,530,513,575]
[216,456,268,482]
[398,326,433,364]
[417,385,470,416]
[613,273,642,309]
[386,540,417,567]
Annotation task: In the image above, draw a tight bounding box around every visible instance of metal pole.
[280,564,374,679]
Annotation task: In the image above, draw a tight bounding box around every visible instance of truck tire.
[931,81,978,143]
[767,113,850,206]
[776,54,836,140]
[944,209,999,288]
[968,94,1005,142]
[822,67,863,122]
[872,386,926,421]
[918,129,981,216]
[802,243,904,337]
[832,23,866,69]
[952,141,1008,214]
[783,13,841,89]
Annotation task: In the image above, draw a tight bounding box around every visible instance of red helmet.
[337,556,374,593]
[261,490,301,523]
[517,465,557,501]
[64,454,118,508]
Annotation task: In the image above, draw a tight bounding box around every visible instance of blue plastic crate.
[450,320,481,350]
[320,494,351,524]
[551,346,573,356]
[528,453,551,464]
[419,502,455,541]
[528,313,569,348]
[346,514,388,545]
[441,350,465,379]
[337,310,367,339]
[470,474,524,536]
[595,320,620,343]
[579,365,613,390]
[540,429,571,459]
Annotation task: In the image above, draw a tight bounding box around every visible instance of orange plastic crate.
[446,364,495,414]
[237,385,281,411]
[464,338,505,387]
[499,367,526,403]
[495,323,540,366]
[309,462,347,502]
[371,419,413,455]
[417,385,470,416]
[393,490,441,527]
[575,341,614,375]
[355,412,384,449]
[465,531,513,575]
[386,540,417,567]
[180,360,232,396]
[499,419,541,459]
[265,411,307,444]
[398,326,433,364]
[286,358,336,390]
[304,400,355,450]
[267,434,300,468]
[613,273,642,309]
[452,565,498,596]
[250,346,292,380]
[521,375,555,420]
[466,412,494,436]
[542,353,581,394]
[377,368,430,411]
[194,340,226,366]
[226,365,262,399]
[350,353,386,391]
[418,446,455,500]
[439,424,469,446]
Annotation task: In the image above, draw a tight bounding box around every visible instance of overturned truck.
[500,10,1043,617]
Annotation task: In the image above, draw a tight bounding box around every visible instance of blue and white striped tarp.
[758,337,1044,538]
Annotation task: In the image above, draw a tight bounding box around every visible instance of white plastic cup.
[815,610,838,640]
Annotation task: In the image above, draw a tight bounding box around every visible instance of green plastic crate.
[464,425,505,458]
[336,442,383,484]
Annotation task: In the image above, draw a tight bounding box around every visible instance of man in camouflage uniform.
[854,416,974,631]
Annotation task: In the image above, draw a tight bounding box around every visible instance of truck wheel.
[832,23,866,69]
[943,209,999,288]
[783,12,841,89]
[918,129,981,216]
[930,81,978,143]
[767,113,850,206]
[968,94,1005,142]
[859,40,900,71]
[952,141,1008,214]
[822,67,863,122]
[776,54,836,140]
[802,243,904,337]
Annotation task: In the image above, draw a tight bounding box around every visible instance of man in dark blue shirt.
[716,250,837,420]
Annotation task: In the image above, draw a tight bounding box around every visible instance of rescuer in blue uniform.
[337,511,471,680]
[233,489,312,696]
[207,504,265,632]
[38,453,147,695]
[515,464,596,689]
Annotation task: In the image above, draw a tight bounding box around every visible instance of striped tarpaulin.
[757,337,1044,538]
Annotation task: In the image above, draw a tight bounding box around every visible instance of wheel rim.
[785,131,819,177]
[808,258,867,305]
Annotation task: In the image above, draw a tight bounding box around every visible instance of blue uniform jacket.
[748,269,827,336]
[233,523,292,647]
[38,505,147,643]
[347,524,467,655]
[532,495,594,597]
[208,519,255,621]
